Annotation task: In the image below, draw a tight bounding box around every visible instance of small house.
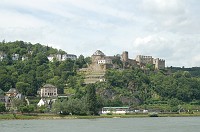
[4,88,23,109]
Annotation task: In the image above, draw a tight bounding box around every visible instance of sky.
[0,0,200,67]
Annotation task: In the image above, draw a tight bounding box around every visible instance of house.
[4,88,23,109]
[37,84,58,98]
[0,52,7,61]
[37,98,46,107]
[37,98,56,108]
[101,107,130,114]
[47,54,55,62]
[62,54,77,61]
[22,56,28,61]
[5,88,22,98]
[12,54,19,61]
[47,53,77,62]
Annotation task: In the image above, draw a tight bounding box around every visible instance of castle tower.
[122,51,128,62]
[153,58,165,69]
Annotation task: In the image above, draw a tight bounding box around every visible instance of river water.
[0,117,200,132]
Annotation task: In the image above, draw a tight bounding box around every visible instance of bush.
[0,102,6,112]
[148,112,158,117]
[19,105,34,113]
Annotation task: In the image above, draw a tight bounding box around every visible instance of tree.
[16,82,30,95]
[85,57,92,66]
[168,98,182,112]
[0,74,13,92]
[34,53,48,66]
[86,84,98,115]
[0,102,6,112]
[52,100,63,114]
[76,55,86,68]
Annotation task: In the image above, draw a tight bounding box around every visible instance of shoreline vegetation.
[1,112,200,120]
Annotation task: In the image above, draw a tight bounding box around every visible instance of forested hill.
[0,41,200,108]
[0,40,65,56]
[0,40,90,95]
[166,67,200,77]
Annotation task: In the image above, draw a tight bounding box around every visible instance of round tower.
[122,51,128,62]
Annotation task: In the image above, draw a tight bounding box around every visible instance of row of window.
[44,93,57,96]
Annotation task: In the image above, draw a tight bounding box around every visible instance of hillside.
[0,41,87,95]
[0,41,200,114]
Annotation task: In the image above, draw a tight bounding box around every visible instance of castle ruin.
[81,50,165,84]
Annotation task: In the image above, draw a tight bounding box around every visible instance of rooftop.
[93,50,105,56]
[6,88,19,93]
[42,84,56,88]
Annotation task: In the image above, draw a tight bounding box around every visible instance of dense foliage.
[0,102,6,112]
[52,84,99,115]
[102,69,200,105]
[1,41,200,114]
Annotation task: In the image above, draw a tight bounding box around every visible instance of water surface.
[0,117,200,132]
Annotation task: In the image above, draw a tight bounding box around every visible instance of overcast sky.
[1,0,200,67]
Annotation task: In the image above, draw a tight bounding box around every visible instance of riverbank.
[1,112,200,120]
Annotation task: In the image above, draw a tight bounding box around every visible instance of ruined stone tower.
[121,51,128,62]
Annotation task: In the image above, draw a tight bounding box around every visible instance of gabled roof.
[93,50,105,56]
[42,84,56,88]
[6,88,19,94]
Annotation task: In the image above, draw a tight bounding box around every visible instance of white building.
[37,98,56,107]
[22,56,28,61]
[37,84,58,97]
[12,54,19,61]
[62,54,77,61]
[47,54,77,62]
[97,58,112,64]
[47,54,55,62]
[0,53,7,61]
[101,107,130,114]
[37,98,46,107]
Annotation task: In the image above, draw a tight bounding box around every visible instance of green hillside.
[0,40,87,95]
[0,41,200,114]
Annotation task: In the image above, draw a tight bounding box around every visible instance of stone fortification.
[81,50,165,84]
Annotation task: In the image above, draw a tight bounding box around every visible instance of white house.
[37,98,56,107]
[62,54,77,61]
[12,54,19,61]
[47,54,77,62]
[0,53,7,61]
[37,98,46,107]
[47,54,55,62]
